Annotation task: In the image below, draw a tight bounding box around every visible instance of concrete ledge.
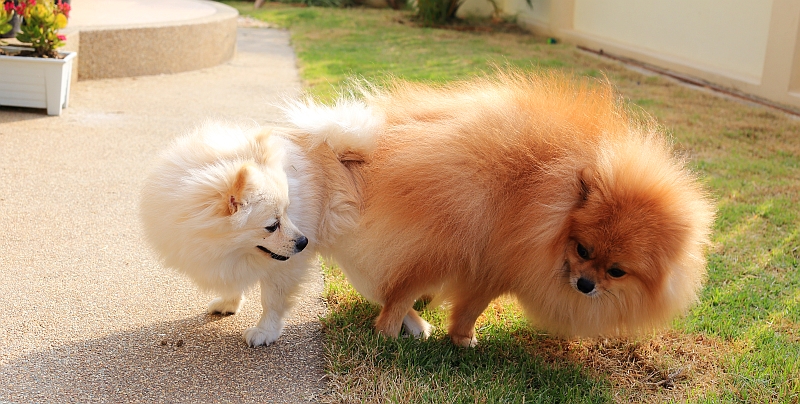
[70,0,238,80]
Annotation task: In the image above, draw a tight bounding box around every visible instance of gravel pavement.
[0,27,328,403]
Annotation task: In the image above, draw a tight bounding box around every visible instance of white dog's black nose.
[576,277,595,294]
[295,236,308,252]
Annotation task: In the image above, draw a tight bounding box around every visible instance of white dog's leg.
[243,277,298,347]
[402,309,433,339]
[207,294,244,315]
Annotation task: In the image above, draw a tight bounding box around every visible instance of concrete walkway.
[0,27,327,403]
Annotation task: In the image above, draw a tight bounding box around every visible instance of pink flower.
[57,1,70,17]
[57,34,66,41]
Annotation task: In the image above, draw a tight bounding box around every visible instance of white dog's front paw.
[207,296,243,315]
[243,325,283,347]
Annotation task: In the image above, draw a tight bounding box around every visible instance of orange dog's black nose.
[577,277,595,294]
[295,236,308,252]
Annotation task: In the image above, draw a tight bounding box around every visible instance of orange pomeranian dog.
[285,71,715,347]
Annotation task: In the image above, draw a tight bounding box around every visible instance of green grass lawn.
[227,3,800,402]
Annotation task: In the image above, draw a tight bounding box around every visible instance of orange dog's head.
[553,133,714,336]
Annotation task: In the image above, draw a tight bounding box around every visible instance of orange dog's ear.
[578,167,593,202]
[228,163,259,215]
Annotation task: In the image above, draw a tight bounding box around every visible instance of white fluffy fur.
[282,97,382,156]
[140,121,366,347]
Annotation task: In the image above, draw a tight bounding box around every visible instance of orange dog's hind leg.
[448,291,494,347]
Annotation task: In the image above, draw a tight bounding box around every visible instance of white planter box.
[0,46,76,116]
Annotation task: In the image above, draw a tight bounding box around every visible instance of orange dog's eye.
[576,243,590,260]
[608,267,626,278]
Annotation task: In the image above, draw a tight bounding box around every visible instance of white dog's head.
[225,161,308,261]
[141,124,309,290]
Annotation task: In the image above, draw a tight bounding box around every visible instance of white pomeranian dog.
[140,113,376,346]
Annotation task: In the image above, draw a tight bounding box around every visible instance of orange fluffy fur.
[296,72,715,346]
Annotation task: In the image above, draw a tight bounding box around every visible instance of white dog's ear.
[227,163,263,215]
[252,130,285,169]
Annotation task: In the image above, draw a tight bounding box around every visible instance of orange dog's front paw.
[450,333,478,348]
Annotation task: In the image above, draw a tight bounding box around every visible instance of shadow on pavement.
[1,314,325,403]
[0,106,52,123]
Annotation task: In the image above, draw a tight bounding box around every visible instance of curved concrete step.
[66,0,238,80]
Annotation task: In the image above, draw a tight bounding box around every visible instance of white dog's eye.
[265,221,280,233]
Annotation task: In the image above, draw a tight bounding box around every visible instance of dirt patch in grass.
[529,332,731,403]
[478,297,732,403]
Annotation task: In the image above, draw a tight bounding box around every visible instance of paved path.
[0,27,328,403]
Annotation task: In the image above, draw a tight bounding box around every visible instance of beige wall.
[463,0,800,111]
[572,0,772,82]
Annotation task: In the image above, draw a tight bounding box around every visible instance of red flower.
[57,34,66,41]
[3,2,12,12]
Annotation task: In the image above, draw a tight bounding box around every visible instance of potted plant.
[0,0,75,116]
[0,1,20,39]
